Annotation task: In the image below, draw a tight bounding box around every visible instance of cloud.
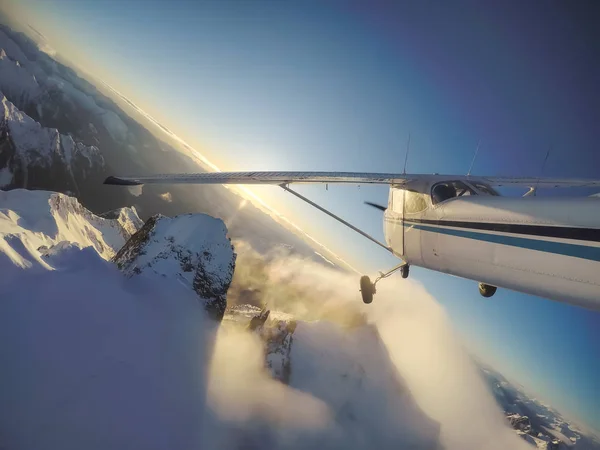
[226,241,532,450]
[159,192,172,202]
[127,185,143,197]
[369,281,529,450]
[207,325,331,428]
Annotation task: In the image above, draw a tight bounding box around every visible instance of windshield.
[405,190,429,214]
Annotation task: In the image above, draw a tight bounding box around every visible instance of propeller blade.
[364,201,387,211]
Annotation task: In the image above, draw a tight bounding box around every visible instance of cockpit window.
[431,181,476,205]
[473,182,499,196]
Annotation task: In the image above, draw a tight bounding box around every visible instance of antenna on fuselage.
[403,132,411,175]
[467,140,481,176]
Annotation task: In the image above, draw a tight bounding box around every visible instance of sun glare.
[97,79,358,272]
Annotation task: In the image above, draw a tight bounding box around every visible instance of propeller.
[364,201,387,212]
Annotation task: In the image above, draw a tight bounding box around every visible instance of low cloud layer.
[0,198,531,450]
[207,325,331,428]
[223,241,531,450]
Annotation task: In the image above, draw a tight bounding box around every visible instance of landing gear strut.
[360,263,409,304]
[478,283,497,298]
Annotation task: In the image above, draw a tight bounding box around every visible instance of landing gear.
[478,283,497,298]
[400,264,409,279]
[360,263,409,304]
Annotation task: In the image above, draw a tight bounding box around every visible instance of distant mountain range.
[0,21,344,268]
[478,363,600,449]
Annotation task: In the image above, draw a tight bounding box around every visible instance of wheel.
[360,275,375,304]
[400,264,409,279]
[478,283,497,298]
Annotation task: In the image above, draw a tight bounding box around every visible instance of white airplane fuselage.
[384,190,600,310]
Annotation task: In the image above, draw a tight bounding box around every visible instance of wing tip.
[103,176,142,186]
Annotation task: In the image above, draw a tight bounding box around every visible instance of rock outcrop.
[244,307,297,384]
[113,213,236,320]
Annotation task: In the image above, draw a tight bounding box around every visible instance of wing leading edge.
[103,172,413,186]
[103,172,600,188]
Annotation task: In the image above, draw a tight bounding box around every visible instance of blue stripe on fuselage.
[405,221,600,262]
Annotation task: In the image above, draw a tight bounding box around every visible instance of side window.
[405,191,428,214]
[431,181,476,205]
[473,183,499,196]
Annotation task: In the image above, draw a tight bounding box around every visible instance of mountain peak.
[0,93,105,191]
[113,213,237,320]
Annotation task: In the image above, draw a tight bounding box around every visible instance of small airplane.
[104,172,600,311]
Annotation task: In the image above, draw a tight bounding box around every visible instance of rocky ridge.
[113,213,237,320]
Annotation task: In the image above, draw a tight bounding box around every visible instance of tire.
[360,275,374,304]
[478,283,497,298]
[401,265,409,279]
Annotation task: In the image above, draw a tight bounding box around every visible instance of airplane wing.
[103,172,413,186]
[103,172,600,188]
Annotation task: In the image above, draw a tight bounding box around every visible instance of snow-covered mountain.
[0,93,105,192]
[113,213,236,320]
[0,24,129,143]
[0,189,227,450]
[0,189,141,275]
[0,188,443,450]
[0,23,143,206]
[479,364,600,449]
[0,47,42,106]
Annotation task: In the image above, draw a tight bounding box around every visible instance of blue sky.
[7,0,600,431]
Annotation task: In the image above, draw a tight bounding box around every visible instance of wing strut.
[280,184,393,253]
